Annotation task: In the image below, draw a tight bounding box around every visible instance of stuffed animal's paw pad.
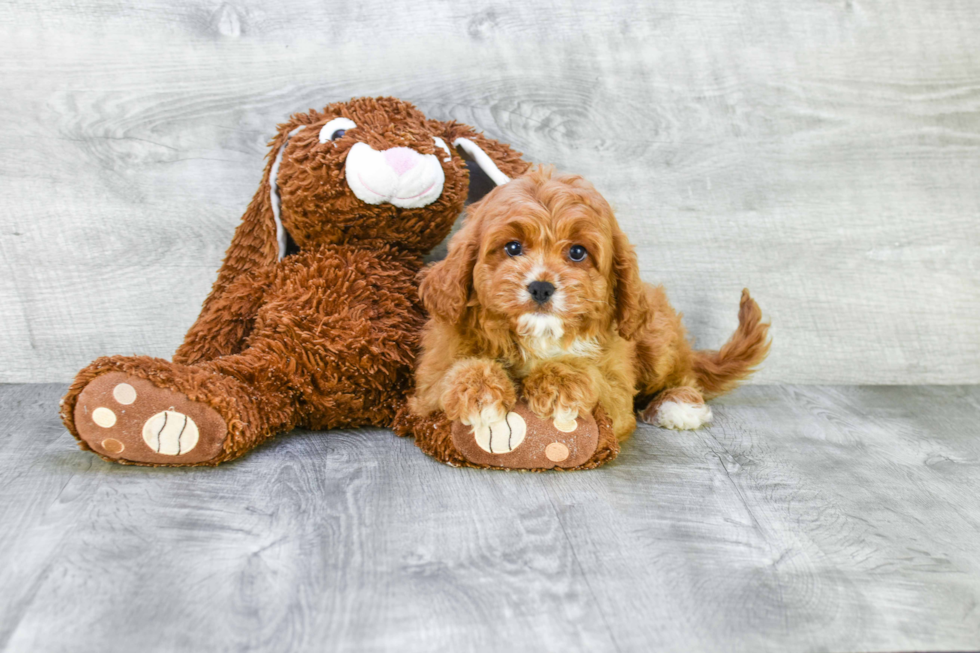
[142,410,200,455]
[544,441,569,462]
[73,372,227,464]
[552,416,578,433]
[473,411,526,454]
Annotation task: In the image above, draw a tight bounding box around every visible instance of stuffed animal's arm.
[173,270,267,365]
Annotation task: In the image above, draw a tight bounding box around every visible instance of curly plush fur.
[61,97,530,466]
[407,167,771,452]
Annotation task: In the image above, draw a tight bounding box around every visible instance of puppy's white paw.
[460,404,508,432]
[552,407,580,431]
[656,401,713,430]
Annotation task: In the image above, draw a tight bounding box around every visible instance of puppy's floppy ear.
[418,212,482,323]
[611,225,649,340]
[439,121,531,204]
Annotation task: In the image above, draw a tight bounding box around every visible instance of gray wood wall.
[1,0,978,384]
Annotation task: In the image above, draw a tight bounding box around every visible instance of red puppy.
[410,166,770,441]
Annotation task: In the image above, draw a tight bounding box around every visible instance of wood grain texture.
[0,0,979,383]
[1,383,980,652]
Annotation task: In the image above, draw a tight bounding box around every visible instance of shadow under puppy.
[408,166,770,462]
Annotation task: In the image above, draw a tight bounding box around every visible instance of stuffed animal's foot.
[448,402,617,470]
[395,402,619,471]
[72,371,228,465]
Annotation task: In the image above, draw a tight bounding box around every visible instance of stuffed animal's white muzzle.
[345,142,445,209]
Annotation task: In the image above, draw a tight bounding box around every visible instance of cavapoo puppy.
[410,166,770,441]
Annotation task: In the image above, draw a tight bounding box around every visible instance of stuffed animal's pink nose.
[383,147,421,176]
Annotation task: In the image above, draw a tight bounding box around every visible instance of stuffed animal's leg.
[63,345,300,467]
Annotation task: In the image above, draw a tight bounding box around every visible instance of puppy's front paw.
[441,359,517,430]
[522,362,598,426]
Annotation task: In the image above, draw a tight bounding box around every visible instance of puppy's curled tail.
[693,289,771,399]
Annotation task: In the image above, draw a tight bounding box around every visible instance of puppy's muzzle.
[527,280,556,305]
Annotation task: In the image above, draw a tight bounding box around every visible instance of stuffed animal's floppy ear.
[173,125,302,364]
[439,122,531,204]
[217,125,304,278]
[206,124,310,285]
[418,212,482,323]
[611,225,650,340]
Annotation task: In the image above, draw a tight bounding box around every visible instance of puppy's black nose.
[527,280,556,304]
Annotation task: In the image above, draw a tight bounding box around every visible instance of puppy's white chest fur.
[516,314,600,361]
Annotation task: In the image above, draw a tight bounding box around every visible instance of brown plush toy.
[60,97,537,466]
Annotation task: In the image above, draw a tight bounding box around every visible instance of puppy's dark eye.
[330,129,346,141]
[505,241,523,257]
[568,245,588,262]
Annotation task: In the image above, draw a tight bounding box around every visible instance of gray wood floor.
[1,383,979,653]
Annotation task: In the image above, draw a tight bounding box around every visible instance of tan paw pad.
[101,438,124,454]
[553,418,577,433]
[142,411,200,455]
[112,383,137,405]
[473,412,526,454]
[545,442,569,462]
[92,407,116,428]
